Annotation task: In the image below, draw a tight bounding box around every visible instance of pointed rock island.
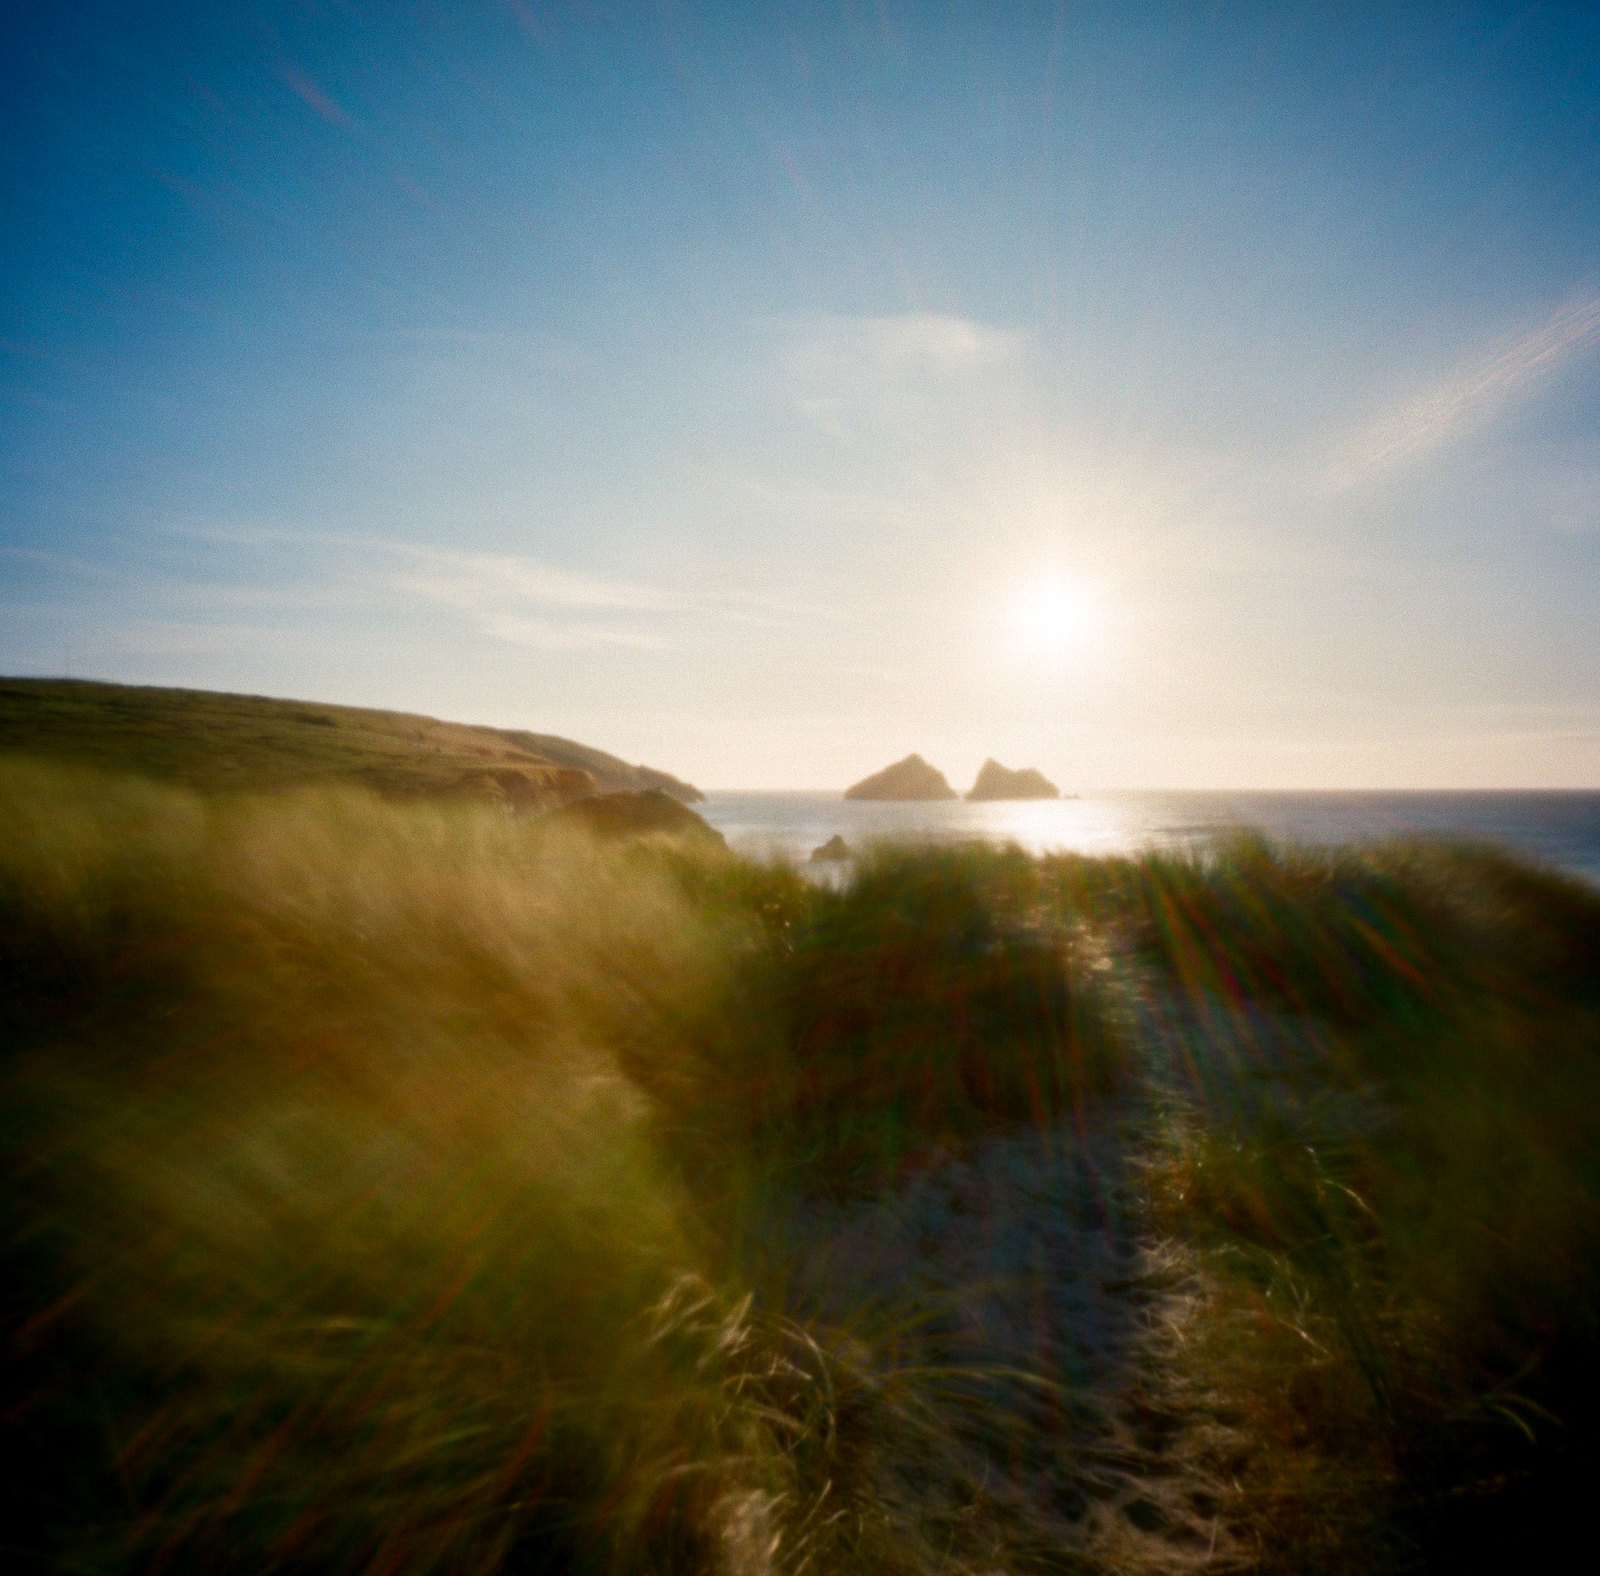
[966,759,1060,801]
[843,753,958,801]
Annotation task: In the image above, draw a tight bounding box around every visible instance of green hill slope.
[0,678,701,805]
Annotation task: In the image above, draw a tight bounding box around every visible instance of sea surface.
[697,791,1600,887]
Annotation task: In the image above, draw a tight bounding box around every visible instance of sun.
[1012,579,1098,658]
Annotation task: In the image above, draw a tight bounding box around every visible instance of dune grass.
[1124,835,1600,1569]
[3,759,1600,1572]
[0,761,766,1572]
[0,762,1120,1575]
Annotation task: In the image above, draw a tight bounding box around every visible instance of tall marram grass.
[1128,834,1600,1570]
[0,762,1127,1576]
[0,759,795,1573]
[645,842,1127,1197]
[8,759,1600,1575]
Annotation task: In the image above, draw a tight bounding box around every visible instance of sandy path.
[771,1106,1258,1573]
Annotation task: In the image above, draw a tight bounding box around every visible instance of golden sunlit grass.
[4,759,1600,1573]
[0,762,1118,1575]
[0,761,759,1572]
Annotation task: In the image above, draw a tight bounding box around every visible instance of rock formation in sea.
[810,834,853,862]
[966,759,1059,801]
[843,754,958,801]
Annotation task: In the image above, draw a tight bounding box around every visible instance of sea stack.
[843,753,958,801]
[966,759,1060,801]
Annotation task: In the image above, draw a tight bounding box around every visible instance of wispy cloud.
[380,544,682,650]
[784,312,1024,445]
[385,544,678,614]
[475,614,664,651]
[99,524,688,652]
[116,620,296,657]
[790,313,1020,381]
[279,65,351,128]
[1,545,126,580]
[1332,288,1600,487]
[687,465,921,529]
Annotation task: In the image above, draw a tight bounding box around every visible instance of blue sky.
[4,1,1599,788]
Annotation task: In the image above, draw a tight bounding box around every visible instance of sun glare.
[1012,579,1099,658]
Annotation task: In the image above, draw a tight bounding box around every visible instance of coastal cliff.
[547,787,726,846]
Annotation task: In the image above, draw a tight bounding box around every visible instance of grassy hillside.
[496,728,703,801]
[0,678,701,804]
[3,759,1599,1574]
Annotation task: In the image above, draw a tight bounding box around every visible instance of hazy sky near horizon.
[4,1,1600,789]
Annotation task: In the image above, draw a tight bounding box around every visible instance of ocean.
[697,790,1600,887]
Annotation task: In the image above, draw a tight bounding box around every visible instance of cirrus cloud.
[1331,288,1600,488]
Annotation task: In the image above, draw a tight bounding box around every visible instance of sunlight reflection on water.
[698,791,1600,886]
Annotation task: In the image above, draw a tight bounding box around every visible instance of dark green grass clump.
[642,843,1130,1191]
